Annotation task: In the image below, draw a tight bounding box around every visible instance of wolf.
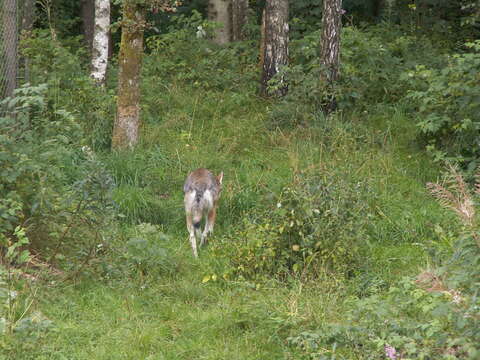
[183,168,223,257]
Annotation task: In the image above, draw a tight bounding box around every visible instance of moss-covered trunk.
[112,3,145,150]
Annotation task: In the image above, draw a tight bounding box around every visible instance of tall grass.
[5,23,462,359]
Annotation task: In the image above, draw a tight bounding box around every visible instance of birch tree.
[260,0,289,97]
[91,0,110,86]
[2,0,17,99]
[319,0,342,113]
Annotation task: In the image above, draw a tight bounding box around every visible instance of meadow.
[1,17,478,360]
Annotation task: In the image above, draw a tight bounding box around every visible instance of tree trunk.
[260,0,289,97]
[91,0,110,86]
[208,0,231,44]
[259,7,265,69]
[112,3,145,150]
[231,0,248,41]
[2,0,17,99]
[21,0,35,33]
[319,0,342,112]
[372,0,385,20]
[21,0,35,84]
[81,0,95,51]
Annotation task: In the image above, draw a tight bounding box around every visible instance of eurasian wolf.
[183,168,223,257]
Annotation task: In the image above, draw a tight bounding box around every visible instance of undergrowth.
[1,18,473,360]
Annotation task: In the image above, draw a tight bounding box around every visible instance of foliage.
[0,227,54,352]
[0,84,115,265]
[288,167,480,360]
[288,276,479,359]
[428,165,480,311]
[21,30,116,150]
[210,169,369,282]
[270,25,443,128]
[118,223,177,278]
[143,11,258,98]
[289,0,323,37]
[406,41,480,171]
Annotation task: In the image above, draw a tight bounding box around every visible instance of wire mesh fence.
[1,0,19,101]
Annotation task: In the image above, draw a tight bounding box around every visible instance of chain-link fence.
[1,0,19,101]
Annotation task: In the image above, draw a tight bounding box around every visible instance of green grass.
[6,59,455,360]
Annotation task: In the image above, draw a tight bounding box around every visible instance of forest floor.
[12,85,450,360]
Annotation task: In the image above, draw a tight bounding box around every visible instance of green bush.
[108,223,178,279]
[288,276,479,359]
[21,30,115,150]
[406,41,480,170]
[210,170,369,281]
[270,25,441,128]
[287,167,480,360]
[0,84,115,262]
[143,11,258,102]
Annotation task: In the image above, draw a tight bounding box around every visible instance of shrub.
[288,276,478,359]
[143,11,258,101]
[406,41,480,171]
[21,30,115,150]
[269,25,438,128]
[0,84,115,263]
[210,169,369,281]
[108,223,178,279]
[287,166,480,360]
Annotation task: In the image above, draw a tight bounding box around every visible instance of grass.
[4,45,456,359]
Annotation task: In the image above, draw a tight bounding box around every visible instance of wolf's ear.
[217,171,224,185]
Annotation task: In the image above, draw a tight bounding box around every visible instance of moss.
[112,3,146,150]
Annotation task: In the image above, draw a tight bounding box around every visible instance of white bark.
[91,0,110,86]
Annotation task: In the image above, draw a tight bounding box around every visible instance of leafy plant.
[21,30,116,150]
[210,169,369,282]
[0,84,115,271]
[117,223,177,278]
[406,41,480,171]
[287,166,480,360]
[288,276,478,359]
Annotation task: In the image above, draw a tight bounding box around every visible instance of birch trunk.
[112,3,145,150]
[208,0,231,45]
[91,0,110,86]
[2,0,17,98]
[231,0,248,41]
[260,0,289,97]
[319,0,342,112]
